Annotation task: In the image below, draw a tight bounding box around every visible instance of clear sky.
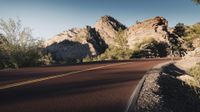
[0,0,200,39]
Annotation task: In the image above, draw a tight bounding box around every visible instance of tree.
[0,34,9,68]
[192,0,200,4]
[0,18,39,49]
[173,23,186,37]
[0,18,51,69]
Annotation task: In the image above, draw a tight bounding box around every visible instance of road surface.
[0,59,170,112]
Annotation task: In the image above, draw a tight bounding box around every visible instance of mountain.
[94,15,126,46]
[44,15,183,62]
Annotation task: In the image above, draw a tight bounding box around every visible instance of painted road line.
[0,62,132,90]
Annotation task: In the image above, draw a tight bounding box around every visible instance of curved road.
[0,59,171,112]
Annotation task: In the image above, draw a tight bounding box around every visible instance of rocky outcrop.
[94,15,126,46]
[44,26,107,62]
[44,15,184,62]
[126,16,169,49]
[125,16,185,57]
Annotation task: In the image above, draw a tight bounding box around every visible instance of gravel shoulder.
[134,62,200,112]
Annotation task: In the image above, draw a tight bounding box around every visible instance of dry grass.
[188,63,200,85]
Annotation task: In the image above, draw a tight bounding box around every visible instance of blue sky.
[0,0,200,39]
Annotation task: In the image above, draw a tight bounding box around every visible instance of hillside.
[44,16,184,63]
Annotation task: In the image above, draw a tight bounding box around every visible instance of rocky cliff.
[126,16,169,49]
[44,26,107,62]
[45,15,183,62]
[94,16,126,46]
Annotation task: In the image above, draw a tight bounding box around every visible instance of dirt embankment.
[135,62,200,112]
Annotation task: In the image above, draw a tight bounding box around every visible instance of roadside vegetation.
[83,29,132,62]
[174,21,200,90]
[173,22,200,52]
[188,63,200,87]
[83,47,133,62]
[183,24,200,41]
[183,63,200,99]
[0,18,53,69]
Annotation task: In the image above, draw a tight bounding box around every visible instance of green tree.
[173,23,186,37]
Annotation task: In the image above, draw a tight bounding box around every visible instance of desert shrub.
[173,23,186,37]
[83,37,171,62]
[183,24,200,41]
[189,63,200,83]
[114,29,128,48]
[83,29,132,62]
[131,50,143,58]
[0,34,17,68]
[83,47,133,62]
[133,38,169,58]
[181,24,200,52]
[0,18,53,69]
[38,52,54,65]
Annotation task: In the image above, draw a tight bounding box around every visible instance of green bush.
[0,18,53,69]
[173,23,186,37]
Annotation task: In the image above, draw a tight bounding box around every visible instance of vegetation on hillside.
[0,18,53,69]
[172,22,200,52]
[83,32,170,62]
[189,63,200,84]
[83,47,133,62]
[183,24,200,41]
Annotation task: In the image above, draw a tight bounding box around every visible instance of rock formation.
[94,15,126,46]
[126,16,169,49]
[44,15,183,62]
[44,26,107,62]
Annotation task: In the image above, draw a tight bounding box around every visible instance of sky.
[0,0,200,39]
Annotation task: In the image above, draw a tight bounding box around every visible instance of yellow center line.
[0,62,132,90]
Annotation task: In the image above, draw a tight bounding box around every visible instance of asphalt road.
[0,59,171,112]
